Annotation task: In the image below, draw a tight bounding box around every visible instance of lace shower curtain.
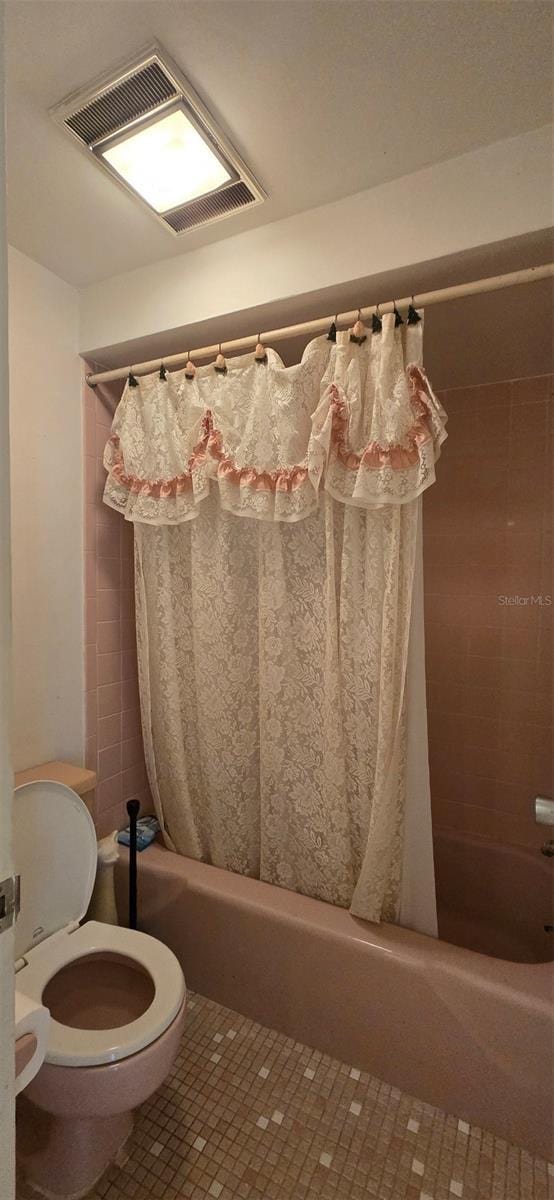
[103,315,447,925]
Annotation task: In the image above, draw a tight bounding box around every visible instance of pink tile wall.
[424,374,552,850]
[83,369,152,838]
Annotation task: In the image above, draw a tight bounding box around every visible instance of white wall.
[8,245,83,772]
[79,125,552,357]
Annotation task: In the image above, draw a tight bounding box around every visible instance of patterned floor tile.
[18,991,553,1199]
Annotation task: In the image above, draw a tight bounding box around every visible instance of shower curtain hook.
[215,341,227,374]
[372,303,382,334]
[159,361,167,381]
[351,306,367,345]
[127,366,138,387]
[184,351,196,380]
[327,314,338,342]
[393,301,404,327]
[255,333,267,363]
[408,295,422,325]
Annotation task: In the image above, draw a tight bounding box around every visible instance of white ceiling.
[5,0,552,288]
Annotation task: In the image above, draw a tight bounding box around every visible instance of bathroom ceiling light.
[99,105,234,214]
[50,44,265,235]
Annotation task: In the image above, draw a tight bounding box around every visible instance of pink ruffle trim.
[106,423,207,498]
[105,368,441,505]
[328,365,435,471]
[206,425,309,493]
[106,412,309,499]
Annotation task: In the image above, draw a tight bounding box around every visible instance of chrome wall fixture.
[535,796,554,827]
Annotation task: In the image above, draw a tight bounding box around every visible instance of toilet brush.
[127,798,140,930]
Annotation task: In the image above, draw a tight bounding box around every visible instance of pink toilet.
[14,780,187,1198]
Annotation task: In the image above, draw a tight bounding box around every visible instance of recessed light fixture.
[50,43,265,235]
[100,104,233,213]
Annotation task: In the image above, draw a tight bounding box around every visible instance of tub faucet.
[535,796,554,825]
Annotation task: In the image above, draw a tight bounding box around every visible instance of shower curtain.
[103,315,446,928]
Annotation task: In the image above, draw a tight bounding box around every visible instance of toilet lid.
[13,781,97,961]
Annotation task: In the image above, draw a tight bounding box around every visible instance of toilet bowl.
[13,780,186,1199]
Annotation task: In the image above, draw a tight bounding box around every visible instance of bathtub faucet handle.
[535,796,554,826]
[540,840,554,857]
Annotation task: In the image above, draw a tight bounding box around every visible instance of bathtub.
[115,842,553,1160]
[434,828,554,964]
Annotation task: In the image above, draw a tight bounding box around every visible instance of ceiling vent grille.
[50,44,265,236]
[65,62,178,146]
[163,181,256,233]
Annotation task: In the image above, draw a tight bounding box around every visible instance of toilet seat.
[16,920,186,1067]
[13,780,186,1069]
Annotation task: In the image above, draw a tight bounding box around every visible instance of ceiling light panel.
[50,44,265,235]
[100,106,233,213]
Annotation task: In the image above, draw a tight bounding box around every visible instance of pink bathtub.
[115,841,553,1159]
[434,828,553,964]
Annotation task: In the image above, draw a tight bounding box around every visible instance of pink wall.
[83,371,151,837]
[424,374,552,850]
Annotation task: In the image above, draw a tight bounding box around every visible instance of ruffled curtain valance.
[103,314,447,524]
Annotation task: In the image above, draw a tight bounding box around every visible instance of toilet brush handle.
[126,798,140,930]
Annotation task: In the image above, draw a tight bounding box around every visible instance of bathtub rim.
[118,842,552,1014]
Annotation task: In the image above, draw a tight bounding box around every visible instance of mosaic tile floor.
[19,991,553,1200]
[86,992,553,1200]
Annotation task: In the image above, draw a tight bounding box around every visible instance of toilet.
[14,780,187,1199]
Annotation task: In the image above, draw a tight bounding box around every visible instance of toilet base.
[16,995,187,1199]
[17,1096,133,1199]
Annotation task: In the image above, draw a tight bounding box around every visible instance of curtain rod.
[86,263,553,387]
